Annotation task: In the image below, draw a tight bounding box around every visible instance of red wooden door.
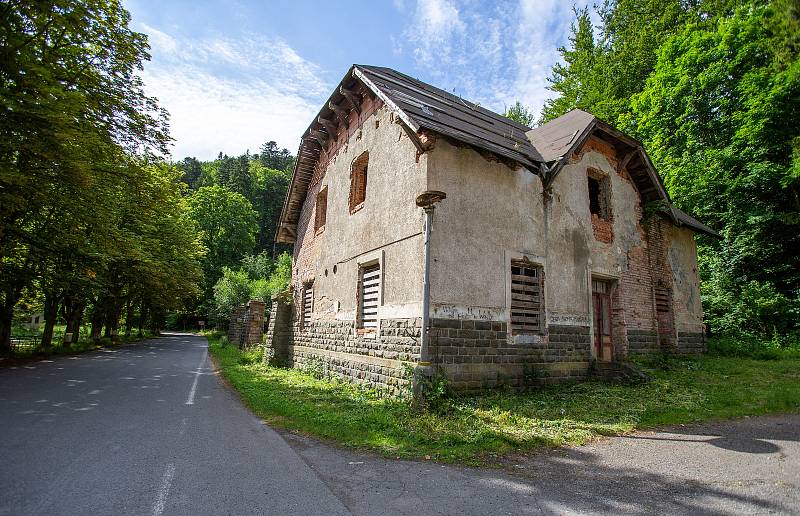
[592,280,613,362]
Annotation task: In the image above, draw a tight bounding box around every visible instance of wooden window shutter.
[314,187,328,232]
[510,261,543,334]
[349,151,368,213]
[358,263,380,330]
[302,282,313,328]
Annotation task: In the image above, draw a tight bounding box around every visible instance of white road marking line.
[151,463,175,516]
[179,416,188,435]
[185,351,207,405]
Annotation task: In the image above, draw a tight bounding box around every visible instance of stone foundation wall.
[428,319,592,391]
[263,302,420,395]
[677,331,705,354]
[626,329,660,355]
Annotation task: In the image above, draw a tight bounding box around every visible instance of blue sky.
[124,0,593,160]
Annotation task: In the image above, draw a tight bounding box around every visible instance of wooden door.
[592,280,613,362]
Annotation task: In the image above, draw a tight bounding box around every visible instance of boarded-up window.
[510,261,543,334]
[302,281,313,328]
[358,263,380,331]
[314,187,328,232]
[349,151,368,213]
[654,286,671,313]
[654,285,674,347]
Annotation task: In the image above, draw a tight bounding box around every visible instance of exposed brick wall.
[429,319,592,391]
[591,214,614,243]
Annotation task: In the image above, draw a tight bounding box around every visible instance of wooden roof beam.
[317,116,338,139]
[328,100,350,126]
[617,149,636,174]
[339,85,361,114]
[309,129,329,150]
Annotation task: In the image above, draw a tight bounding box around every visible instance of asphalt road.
[1,333,798,515]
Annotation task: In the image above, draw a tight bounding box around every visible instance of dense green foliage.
[0,1,294,347]
[0,1,203,350]
[544,0,799,339]
[177,145,294,321]
[212,252,292,321]
[503,100,535,126]
[209,334,799,464]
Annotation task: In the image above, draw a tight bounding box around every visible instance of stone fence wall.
[227,299,266,348]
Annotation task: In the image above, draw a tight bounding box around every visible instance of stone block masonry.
[263,295,420,395]
[227,300,266,348]
[428,318,592,391]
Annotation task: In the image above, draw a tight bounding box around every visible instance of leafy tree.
[212,267,252,320]
[503,101,535,127]
[541,7,603,122]
[627,2,800,336]
[185,186,258,304]
[0,0,169,350]
[211,251,291,323]
[250,161,292,253]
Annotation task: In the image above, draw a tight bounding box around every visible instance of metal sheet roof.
[356,65,543,167]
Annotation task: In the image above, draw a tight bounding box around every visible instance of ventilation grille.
[302,283,313,327]
[359,264,380,330]
[654,287,671,313]
[510,262,542,334]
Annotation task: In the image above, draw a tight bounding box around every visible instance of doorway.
[592,279,614,362]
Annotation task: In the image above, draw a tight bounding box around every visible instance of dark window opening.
[588,171,611,221]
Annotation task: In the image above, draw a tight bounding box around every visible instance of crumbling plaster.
[292,106,427,322]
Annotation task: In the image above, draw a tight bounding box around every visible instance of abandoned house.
[264,65,719,393]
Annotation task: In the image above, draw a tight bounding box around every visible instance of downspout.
[414,190,446,399]
[420,205,434,366]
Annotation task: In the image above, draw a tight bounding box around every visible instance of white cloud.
[138,24,329,159]
[399,0,590,123]
[405,0,466,69]
[509,0,577,121]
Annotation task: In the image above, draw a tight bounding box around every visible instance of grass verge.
[208,334,800,465]
[1,331,156,363]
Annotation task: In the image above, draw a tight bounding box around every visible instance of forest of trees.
[0,1,293,351]
[536,0,799,340]
[174,143,294,326]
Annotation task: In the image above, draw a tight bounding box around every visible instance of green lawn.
[208,335,800,465]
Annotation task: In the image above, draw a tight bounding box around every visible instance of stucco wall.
[292,105,427,323]
[424,135,705,361]
[669,225,704,334]
[425,139,545,319]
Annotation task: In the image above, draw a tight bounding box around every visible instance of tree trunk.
[62,296,86,348]
[0,285,22,353]
[0,298,14,354]
[138,304,148,338]
[125,299,134,337]
[40,292,60,350]
[90,303,104,341]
